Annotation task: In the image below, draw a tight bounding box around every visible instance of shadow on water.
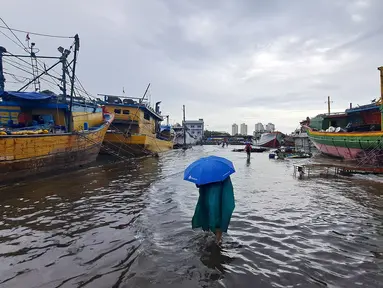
[0,146,383,287]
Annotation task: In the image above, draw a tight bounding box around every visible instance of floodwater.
[0,146,383,288]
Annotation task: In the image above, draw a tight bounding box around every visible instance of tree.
[204,130,230,138]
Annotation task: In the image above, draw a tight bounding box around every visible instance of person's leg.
[215,229,222,244]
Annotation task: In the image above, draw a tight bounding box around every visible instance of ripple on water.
[0,147,383,287]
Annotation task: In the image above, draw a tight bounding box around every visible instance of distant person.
[192,177,235,245]
[245,142,252,159]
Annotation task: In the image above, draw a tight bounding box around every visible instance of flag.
[26,33,30,41]
[123,87,125,94]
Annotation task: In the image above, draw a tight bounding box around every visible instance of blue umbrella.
[184,156,235,185]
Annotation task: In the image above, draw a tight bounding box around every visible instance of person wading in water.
[192,177,235,244]
[185,156,236,245]
[245,141,252,160]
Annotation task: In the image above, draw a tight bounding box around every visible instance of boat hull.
[0,115,113,183]
[102,132,173,157]
[307,130,383,160]
[257,132,283,148]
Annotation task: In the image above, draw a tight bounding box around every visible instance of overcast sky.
[2,0,383,133]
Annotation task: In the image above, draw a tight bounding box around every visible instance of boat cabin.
[345,103,381,131]
[101,95,163,137]
[0,91,103,135]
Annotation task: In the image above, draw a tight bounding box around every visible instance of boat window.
[144,112,150,120]
[114,109,121,114]
[197,125,202,128]
[190,125,194,128]
[123,110,130,115]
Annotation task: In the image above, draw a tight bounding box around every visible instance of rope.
[0,23,74,39]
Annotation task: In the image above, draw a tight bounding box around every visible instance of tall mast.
[378,66,383,131]
[0,46,6,94]
[69,34,79,132]
[183,105,186,148]
[326,96,332,114]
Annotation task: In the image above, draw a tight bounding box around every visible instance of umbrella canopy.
[184,155,235,185]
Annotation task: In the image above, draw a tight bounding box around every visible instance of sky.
[1,0,383,133]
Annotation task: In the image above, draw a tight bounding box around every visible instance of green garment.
[192,176,235,233]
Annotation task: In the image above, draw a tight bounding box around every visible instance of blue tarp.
[0,91,54,100]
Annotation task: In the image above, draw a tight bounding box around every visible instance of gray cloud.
[2,0,383,133]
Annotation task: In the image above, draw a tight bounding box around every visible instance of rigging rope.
[0,23,74,39]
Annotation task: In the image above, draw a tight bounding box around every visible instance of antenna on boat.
[28,41,41,92]
[0,46,6,94]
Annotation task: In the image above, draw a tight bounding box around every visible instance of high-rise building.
[254,123,265,133]
[231,123,238,135]
[265,123,275,132]
[240,123,248,135]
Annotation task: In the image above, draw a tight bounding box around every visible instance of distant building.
[232,123,238,135]
[265,123,275,132]
[254,122,265,133]
[240,123,248,135]
[183,119,204,143]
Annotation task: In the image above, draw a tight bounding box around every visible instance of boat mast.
[183,105,186,148]
[378,66,383,131]
[326,96,332,114]
[68,34,79,132]
[0,46,6,94]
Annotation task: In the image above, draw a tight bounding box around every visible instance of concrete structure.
[265,123,275,132]
[183,119,204,143]
[173,119,204,146]
[254,123,265,133]
[240,123,248,135]
[232,123,238,135]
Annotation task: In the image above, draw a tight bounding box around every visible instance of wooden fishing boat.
[98,87,173,157]
[0,94,113,183]
[305,66,383,164]
[0,35,113,183]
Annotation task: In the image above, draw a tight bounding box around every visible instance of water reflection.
[0,146,382,287]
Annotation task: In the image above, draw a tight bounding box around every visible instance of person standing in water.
[245,141,252,159]
[192,176,235,244]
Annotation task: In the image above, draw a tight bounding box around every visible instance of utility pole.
[69,34,79,132]
[183,105,186,148]
[0,46,6,94]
